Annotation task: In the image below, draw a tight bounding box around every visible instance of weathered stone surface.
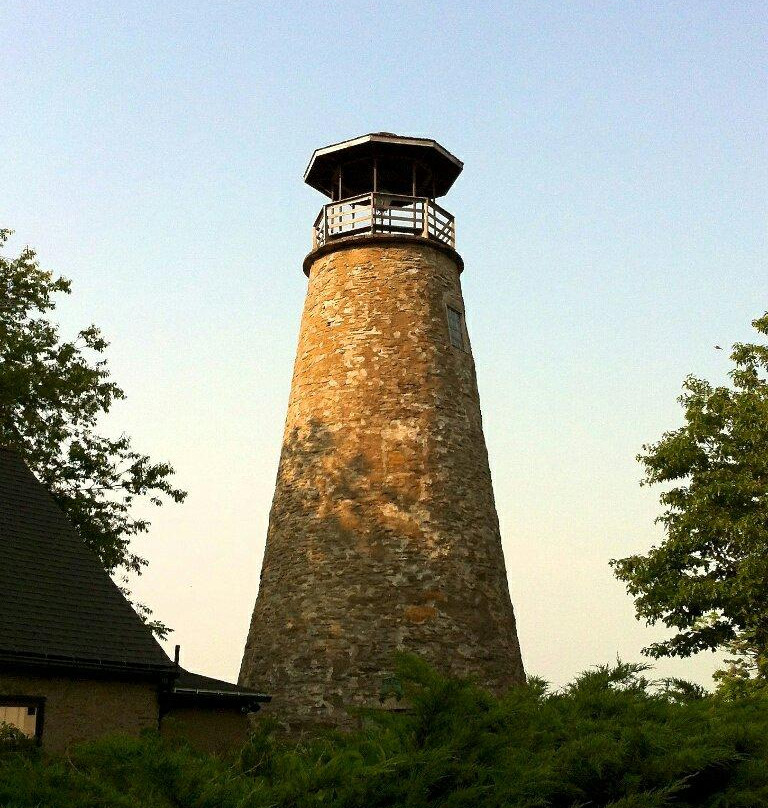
[240,236,525,728]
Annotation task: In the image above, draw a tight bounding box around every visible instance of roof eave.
[303,133,463,184]
[0,649,176,678]
[173,687,271,700]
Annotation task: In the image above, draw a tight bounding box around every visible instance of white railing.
[312,193,455,250]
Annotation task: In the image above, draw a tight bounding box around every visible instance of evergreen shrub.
[1,657,768,807]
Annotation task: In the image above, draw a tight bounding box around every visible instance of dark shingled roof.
[304,132,463,199]
[0,447,175,675]
[174,668,269,700]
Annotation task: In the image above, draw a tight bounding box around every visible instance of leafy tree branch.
[0,229,186,638]
[612,312,768,691]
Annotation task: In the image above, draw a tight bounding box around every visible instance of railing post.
[422,198,430,239]
[323,203,329,245]
[371,192,375,235]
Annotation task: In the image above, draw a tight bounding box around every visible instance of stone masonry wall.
[0,673,159,751]
[240,237,525,729]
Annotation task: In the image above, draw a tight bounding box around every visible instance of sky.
[2,1,766,689]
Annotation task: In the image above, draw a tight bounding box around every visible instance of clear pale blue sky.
[2,2,766,687]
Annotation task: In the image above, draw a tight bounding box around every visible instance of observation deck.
[304,133,462,252]
[312,193,455,249]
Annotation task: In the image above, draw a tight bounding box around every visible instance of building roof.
[0,447,176,676]
[304,132,463,199]
[173,668,270,704]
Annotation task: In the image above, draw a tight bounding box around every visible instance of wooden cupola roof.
[304,132,463,199]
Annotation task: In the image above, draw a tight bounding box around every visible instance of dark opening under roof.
[304,132,463,199]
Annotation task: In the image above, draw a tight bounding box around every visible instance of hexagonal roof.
[304,133,463,199]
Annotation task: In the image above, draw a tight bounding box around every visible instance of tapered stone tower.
[240,133,525,727]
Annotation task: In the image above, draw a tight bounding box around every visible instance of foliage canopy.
[0,229,185,636]
[612,313,768,689]
[3,657,768,807]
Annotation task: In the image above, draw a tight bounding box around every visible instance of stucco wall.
[240,237,525,729]
[0,672,159,752]
[161,706,251,754]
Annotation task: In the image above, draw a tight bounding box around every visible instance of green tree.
[0,229,185,637]
[612,312,768,691]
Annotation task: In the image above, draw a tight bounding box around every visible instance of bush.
[2,658,768,807]
[0,721,37,761]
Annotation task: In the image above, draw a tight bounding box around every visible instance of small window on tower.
[446,306,464,349]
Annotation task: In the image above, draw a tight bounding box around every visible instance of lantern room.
[304,133,463,251]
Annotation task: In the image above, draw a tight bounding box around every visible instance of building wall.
[240,237,525,729]
[161,706,251,755]
[0,672,159,751]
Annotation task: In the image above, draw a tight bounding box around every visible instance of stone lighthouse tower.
[240,133,525,727]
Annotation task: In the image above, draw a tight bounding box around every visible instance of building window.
[446,306,464,349]
[0,698,44,743]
